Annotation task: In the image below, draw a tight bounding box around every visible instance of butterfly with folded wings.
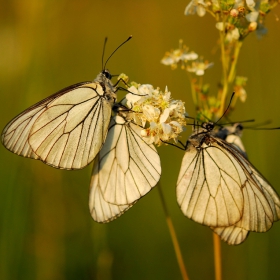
[177,121,280,245]
[1,37,161,223]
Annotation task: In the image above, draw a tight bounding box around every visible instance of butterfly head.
[201,122,215,132]
[94,69,112,84]
[102,69,112,80]
[188,121,216,148]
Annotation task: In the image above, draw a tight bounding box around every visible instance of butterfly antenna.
[185,116,196,120]
[219,119,255,126]
[103,36,132,70]
[231,119,280,130]
[101,37,108,70]
[244,126,280,130]
[215,92,235,125]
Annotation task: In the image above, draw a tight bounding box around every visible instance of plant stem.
[228,41,243,84]
[217,17,228,118]
[218,38,243,116]
[187,72,198,109]
[213,232,222,280]
[157,183,189,280]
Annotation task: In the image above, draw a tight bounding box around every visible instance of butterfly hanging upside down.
[1,36,162,223]
[177,122,280,245]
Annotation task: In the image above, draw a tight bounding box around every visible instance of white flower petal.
[160,108,170,123]
[196,69,205,76]
[246,0,256,11]
[197,5,206,17]
[185,0,196,15]
[170,121,181,127]
[162,123,172,135]
[182,52,199,60]
[161,57,174,65]
[138,84,154,95]
[141,130,148,137]
[216,22,224,31]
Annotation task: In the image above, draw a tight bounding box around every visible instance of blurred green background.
[1,1,280,279]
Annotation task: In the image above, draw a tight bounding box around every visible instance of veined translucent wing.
[211,123,249,244]
[177,122,280,245]
[211,134,280,244]
[211,226,249,245]
[2,71,116,170]
[89,114,161,223]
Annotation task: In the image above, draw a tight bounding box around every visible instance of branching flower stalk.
[162,0,279,121]
[159,0,279,279]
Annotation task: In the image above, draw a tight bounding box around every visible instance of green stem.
[219,40,243,115]
[157,183,189,280]
[228,41,243,84]
[187,72,198,110]
[217,15,229,117]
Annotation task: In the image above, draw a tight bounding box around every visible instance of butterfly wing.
[2,79,115,170]
[207,126,280,245]
[2,82,88,159]
[177,138,244,227]
[177,133,280,235]
[89,115,161,223]
[211,163,280,245]
[89,154,135,223]
[220,142,280,232]
[211,226,249,245]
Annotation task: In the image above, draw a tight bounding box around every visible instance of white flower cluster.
[161,40,213,76]
[184,0,277,40]
[161,40,198,70]
[185,0,208,17]
[122,82,187,146]
[187,59,214,76]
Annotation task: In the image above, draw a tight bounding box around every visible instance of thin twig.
[213,232,222,280]
[157,183,189,280]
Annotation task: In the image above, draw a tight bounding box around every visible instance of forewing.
[97,115,161,205]
[2,82,90,159]
[28,83,112,169]
[177,140,245,227]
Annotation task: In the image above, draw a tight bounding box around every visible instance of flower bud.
[248,22,257,31]
[230,9,239,17]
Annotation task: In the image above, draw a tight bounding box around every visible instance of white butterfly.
[177,122,280,245]
[2,70,116,170]
[89,113,161,223]
[2,50,162,222]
